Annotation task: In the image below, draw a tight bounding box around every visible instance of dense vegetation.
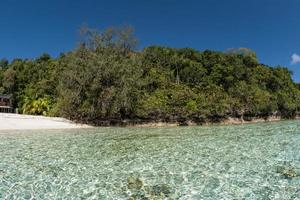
[1,26,300,125]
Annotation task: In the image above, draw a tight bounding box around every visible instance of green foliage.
[0,26,299,123]
[56,26,142,121]
[2,68,16,93]
[22,96,52,115]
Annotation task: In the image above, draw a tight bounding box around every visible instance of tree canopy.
[0,26,299,124]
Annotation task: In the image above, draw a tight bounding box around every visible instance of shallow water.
[0,121,300,199]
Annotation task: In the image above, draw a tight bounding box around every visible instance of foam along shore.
[0,113,92,130]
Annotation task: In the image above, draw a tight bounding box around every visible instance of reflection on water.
[0,121,300,199]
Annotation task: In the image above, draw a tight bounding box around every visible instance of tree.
[2,68,16,93]
[57,26,142,121]
[0,25,299,124]
[0,58,8,69]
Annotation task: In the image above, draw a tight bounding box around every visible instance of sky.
[0,0,299,82]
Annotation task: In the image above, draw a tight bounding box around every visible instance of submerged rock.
[282,169,298,179]
[127,176,144,190]
[276,165,300,179]
[149,184,172,197]
[125,176,174,199]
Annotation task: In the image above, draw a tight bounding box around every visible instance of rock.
[276,165,299,179]
[125,176,174,199]
[149,184,172,197]
[127,176,144,190]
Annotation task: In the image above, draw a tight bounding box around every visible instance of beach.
[0,113,91,130]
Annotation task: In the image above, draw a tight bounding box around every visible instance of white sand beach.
[0,113,91,130]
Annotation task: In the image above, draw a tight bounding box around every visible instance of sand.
[0,113,91,130]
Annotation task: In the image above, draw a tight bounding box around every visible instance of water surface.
[1,121,300,199]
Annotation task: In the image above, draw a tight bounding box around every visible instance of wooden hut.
[0,94,14,113]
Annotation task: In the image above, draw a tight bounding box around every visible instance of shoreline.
[0,113,299,131]
[0,113,92,131]
[129,117,300,127]
[84,115,300,127]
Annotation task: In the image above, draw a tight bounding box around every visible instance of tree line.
[1,26,299,125]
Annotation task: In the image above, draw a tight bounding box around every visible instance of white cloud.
[291,53,300,65]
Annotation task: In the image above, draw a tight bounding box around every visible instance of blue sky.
[0,0,299,82]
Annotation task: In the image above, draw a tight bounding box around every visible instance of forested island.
[1,26,300,126]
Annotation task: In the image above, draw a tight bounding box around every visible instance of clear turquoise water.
[1,121,300,199]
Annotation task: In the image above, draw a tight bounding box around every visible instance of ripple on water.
[0,121,300,199]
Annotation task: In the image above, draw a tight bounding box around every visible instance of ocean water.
[0,121,300,199]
